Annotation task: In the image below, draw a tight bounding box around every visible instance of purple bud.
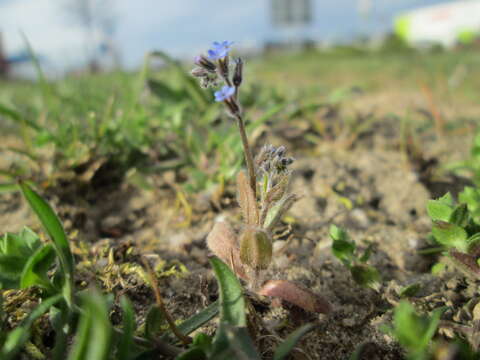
[233,58,243,87]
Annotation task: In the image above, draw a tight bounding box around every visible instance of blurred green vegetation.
[1,46,479,193]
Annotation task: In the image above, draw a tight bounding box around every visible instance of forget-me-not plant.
[192,42,331,314]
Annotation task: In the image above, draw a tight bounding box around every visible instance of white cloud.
[0,0,87,71]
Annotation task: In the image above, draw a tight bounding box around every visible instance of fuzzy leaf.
[350,264,381,289]
[449,204,469,227]
[209,257,252,359]
[432,220,468,252]
[209,257,245,327]
[239,228,272,270]
[259,280,331,314]
[237,171,258,226]
[427,199,453,222]
[264,193,299,232]
[206,220,246,279]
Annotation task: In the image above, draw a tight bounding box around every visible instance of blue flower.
[207,41,234,60]
[214,85,235,102]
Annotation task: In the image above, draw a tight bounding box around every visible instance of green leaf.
[20,243,56,290]
[176,301,218,337]
[0,228,44,289]
[220,325,261,360]
[117,296,135,360]
[432,221,469,252]
[209,257,245,327]
[449,204,469,227]
[329,224,349,242]
[388,301,446,358]
[150,51,208,110]
[350,264,381,289]
[175,348,207,360]
[209,257,251,358]
[68,290,112,360]
[0,294,62,360]
[19,182,74,306]
[274,324,316,360]
[147,79,183,102]
[0,103,41,131]
[144,305,166,340]
[398,283,422,298]
[329,225,356,266]
[427,198,453,222]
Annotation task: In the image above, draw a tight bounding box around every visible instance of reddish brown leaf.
[258,280,331,314]
[206,220,247,279]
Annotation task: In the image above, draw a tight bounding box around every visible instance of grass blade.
[150,51,208,109]
[117,296,135,360]
[68,290,112,360]
[19,181,74,306]
[0,103,41,131]
[162,301,218,341]
[273,324,316,360]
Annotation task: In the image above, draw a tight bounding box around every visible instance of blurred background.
[0,0,479,197]
[1,0,480,77]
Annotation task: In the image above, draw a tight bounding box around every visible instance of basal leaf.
[20,243,56,290]
[19,182,74,305]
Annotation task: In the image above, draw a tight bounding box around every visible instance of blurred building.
[394,0,480,47]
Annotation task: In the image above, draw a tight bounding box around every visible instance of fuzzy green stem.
[234,113,256,198]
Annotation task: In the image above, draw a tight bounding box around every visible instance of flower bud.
[233,58,243,87]
[191,67,208,78]
[239,228,272,270]
[194,55,216,72]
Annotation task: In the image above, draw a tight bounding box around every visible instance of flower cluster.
[191,41,242,116]
[195,42,330,314]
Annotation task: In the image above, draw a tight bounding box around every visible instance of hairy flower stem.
[234,113,256,198]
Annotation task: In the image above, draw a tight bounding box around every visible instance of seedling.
[193,41,330,314]
[329,224,381,289]
[383,301,445,360]
[427,191,480,276]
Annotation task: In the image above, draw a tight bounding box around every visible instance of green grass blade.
[150,51,208,109]
[19,182,74,306]
[0,294,62,360]
[0,103,41,131]
[209,257,245,327]
[68,290,112,360]
[273,324,316,360]
[20,243,56,290]
[117,296,135,360]
[177,301,218,336]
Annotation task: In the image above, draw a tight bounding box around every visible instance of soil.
[1,110,479,360]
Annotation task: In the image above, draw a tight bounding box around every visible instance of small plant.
[329,224,381,289]
[427,190,480,276]
[384,301,445,360]
[193,41,331,314]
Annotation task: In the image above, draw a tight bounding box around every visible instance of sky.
[0,0,454,74]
